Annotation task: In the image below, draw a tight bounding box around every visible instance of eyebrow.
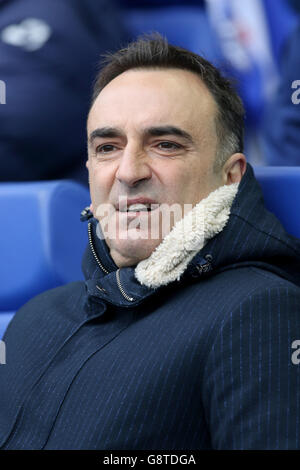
[146,126,194,145]
[88,127,124,145]
[88,125,195,146]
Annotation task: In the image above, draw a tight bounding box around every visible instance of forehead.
[87,68,217,136]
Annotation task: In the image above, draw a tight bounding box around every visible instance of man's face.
[87,68,223,267]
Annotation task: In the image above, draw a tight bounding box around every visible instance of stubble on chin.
[107,236,162,268]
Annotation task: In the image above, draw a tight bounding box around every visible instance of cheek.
[169,163,214,203]
[167,162,201,187]
[89,163,114,196]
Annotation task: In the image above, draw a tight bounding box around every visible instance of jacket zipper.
[88,222,135,302]
[116,269,134,302]
[88,222,110,274]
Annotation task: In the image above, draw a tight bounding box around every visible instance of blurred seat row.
[1,167,300,338]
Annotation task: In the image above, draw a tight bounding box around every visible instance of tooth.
[127,204,150,211]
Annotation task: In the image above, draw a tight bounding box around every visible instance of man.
[1,34,300,450]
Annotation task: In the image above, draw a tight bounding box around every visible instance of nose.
[115,143,152,187]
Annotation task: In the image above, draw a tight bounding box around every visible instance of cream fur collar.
[134,183,239,288]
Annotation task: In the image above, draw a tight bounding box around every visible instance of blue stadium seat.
[0,314,14,342]
[0,180,90,338]
[254,166,300,238]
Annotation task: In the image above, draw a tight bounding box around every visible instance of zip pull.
[80,206,93,222]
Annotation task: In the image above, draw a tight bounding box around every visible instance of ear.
[222,153,247,185]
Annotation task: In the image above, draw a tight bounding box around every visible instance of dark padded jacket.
[0,163,300,449]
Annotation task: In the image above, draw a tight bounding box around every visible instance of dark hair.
[91,33,245,170]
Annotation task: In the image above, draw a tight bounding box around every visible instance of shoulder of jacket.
[8,281,86,330]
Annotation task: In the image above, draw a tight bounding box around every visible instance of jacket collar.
[135,182,238,288]
[189,163,300,287]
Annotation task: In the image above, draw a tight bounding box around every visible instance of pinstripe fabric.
[0,163,300,449]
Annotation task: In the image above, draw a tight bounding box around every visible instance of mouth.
[115,198,160,215]
[116,206,160,220]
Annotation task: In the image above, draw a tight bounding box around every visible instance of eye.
[157,141,181,151]
[95,144,117,154]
